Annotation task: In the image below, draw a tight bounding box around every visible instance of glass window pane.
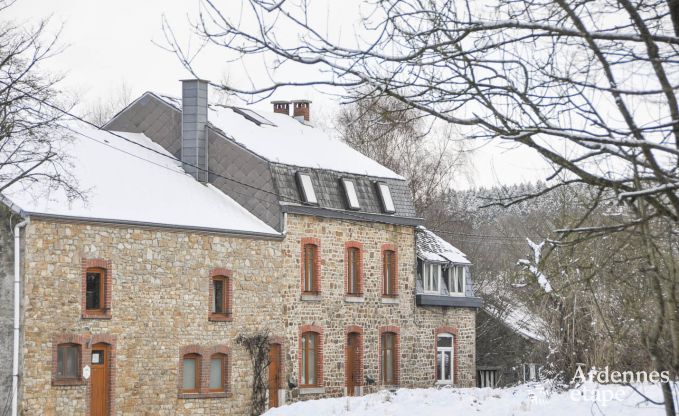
[213,279,224,313]
[437,335,452,348]
[436,351,442,381]
[342,179,360,209]
[457,268,465,293]
[432,266,439,291]
[298,173,318,204]
[378,183,395,213]
[86,272,101,309]
[308,341,316,385]
[58,345,79,378]
[209,357,223,389]
[183,358,196,390]
[301,339,307,385]
[444,351,452,380]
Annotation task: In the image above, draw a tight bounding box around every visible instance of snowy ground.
[264,382,668,416]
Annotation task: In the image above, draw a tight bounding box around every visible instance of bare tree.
[0,0,80,200]
[83,81,133,127]
[167,0,679,412]
[335,94,466,213]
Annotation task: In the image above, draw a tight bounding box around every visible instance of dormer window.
[376,182,395,213]
[448,266,466,296]
[296,172,318,205]
[341,178,360,210]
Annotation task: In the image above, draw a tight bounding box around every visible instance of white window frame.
[448,266,467,297]
[423,263,441,294]
[341,178,360,210]
[376,182,395,213]
[296,172,318,205]
[436,333,454,384]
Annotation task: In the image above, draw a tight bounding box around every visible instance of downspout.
[12,218,28,416]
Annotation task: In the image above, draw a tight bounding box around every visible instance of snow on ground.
[264,383,667,416]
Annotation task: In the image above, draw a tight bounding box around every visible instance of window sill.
[81,312,111,320]
[52,378,86,387]
[301,293,322,302]
[209,313,233,322]
[299,387,325,395]
[380,297,399,304]
[178,392,231,399]
[344,295,364,303]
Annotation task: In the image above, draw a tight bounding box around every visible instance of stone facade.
[14,213,476,415]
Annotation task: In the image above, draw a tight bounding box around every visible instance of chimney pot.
[271,100,290,116]
[292,100,311,122]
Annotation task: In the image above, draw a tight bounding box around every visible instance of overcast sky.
[7,0,553,189]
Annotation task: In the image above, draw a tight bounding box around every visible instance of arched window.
[82,259,112,319]
[346,245,362,295]
[381,332,398,385]
[209,353,227,392]
[300,331,320,387]
[302,243,319,293]
[182,353,201,393]
[436,333,454,383]
[383,249,397,296]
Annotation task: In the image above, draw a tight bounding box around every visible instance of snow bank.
[265,383,667,416]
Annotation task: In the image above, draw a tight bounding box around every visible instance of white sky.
[6,0,552,189]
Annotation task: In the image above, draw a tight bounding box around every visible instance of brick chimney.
[181,79,209,182]
[272,101,290,116]
[292,100,311,122]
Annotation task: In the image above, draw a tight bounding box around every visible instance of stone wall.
[18,215,477,415]
[280,214,477,402]
[20,220,284,416]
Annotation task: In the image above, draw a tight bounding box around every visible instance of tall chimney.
[292,100,311,121]
[272,101,290,116]
[181,79,209,182]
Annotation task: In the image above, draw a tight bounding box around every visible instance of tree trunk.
[661,381,676,416]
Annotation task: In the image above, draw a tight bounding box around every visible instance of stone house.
[0,79,482,415]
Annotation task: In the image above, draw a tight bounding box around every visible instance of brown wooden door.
[90,343,110,416]
[346,333,360,396]
[268,344,281,408]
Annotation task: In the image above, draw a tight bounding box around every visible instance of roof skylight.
[232,107,276,126]
[341,178,360,210]
[296,172,318,205]
[376,182,395,213]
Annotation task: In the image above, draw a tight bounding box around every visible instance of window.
[376,182,395,213]
[436,333,454,383]
[448,266,466,296]
[82,259,112,319]
[341,178,360,210]
[86,268,105,311]
[302,243,319,293]
[182,354,201,393]
[346,244,362,295]
[300,332,319,387]
[209,272,232,321]
[383,249,397,296]
[423,263,441,293]
[209,354,226,392]
[296,172,318,204]
[56,344,80,380]
[381,332,398,385]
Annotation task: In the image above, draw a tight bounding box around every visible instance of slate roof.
[105,92,421,230]
[416,227,471,264]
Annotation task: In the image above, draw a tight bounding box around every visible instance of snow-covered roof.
[416,226,471,265]
[155,94,403,180]
[2,122,279,236]
[484,303,548,342]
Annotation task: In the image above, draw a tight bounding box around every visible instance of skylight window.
[232,107,276,126]
[341,178,360,210]
[296,172,318,205]
[376,182,395,213]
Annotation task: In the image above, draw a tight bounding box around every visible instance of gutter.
[12,218,29,416]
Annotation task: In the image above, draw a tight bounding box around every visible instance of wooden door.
[346,333,360,396]
[90,343,110,416]
[268,344,281,408]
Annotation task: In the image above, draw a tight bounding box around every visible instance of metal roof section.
[416,226,472,265]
